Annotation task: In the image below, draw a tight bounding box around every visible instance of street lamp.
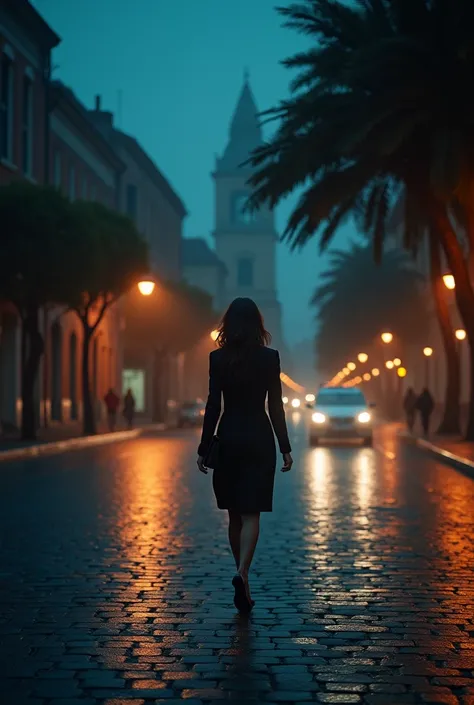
[393,357,401,367]
[397,367,407,378]
[386,360,394,370]
[363,373,371,381]
[372,368,380,376]
[137,276,156,296]
[443,274,455,290]
[347,362,356,371]
[381,332,393,344]
[455,328,467,341]
[343,367,350,376]
[423,347,433,387]
[358,352,368,363]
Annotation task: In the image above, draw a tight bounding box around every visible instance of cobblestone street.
[1,416,474,704]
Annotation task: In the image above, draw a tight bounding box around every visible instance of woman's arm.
[268,350,291,454]
[198,352,222,457]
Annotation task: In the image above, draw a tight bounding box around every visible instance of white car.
[177,401,205,427]
[309,386,375,446]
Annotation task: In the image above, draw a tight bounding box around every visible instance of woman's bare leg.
[238,513,260,601]
[228,510,242,569]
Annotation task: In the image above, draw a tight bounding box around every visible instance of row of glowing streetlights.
[328,324,468,390]
[327,348,386,388]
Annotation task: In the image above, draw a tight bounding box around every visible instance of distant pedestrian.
[104,388,120,432]
[403,387,417,433]
[123,389,136,429]
[415,388,435,437]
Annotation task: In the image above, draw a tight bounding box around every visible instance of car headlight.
[357,411,371,423]
[312,412,326,424]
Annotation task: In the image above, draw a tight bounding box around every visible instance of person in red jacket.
[104,388,120,431]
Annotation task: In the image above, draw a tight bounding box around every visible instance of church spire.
[217,72,262,171]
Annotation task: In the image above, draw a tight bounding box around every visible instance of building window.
[237,257,254,287]
[69,165,75,200]
[126,184,137,219]
[22,74,33,175]
[232,191,255,225]
[53,150,61,188]
[0,52,14,162]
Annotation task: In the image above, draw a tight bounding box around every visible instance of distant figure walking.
[415,388,435,437]
[104,388,120,432]
[403,387,417,433]
[123,389,136,429]
[197,297,293,613]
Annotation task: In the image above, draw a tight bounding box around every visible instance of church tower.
[213,74,285,350]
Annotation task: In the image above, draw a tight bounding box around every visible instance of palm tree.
[313,244,429,376]
[428,230,461,433]
[247,0,474,438]
[389,194,461,433]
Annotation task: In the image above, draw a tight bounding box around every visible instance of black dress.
[197,346,292,513]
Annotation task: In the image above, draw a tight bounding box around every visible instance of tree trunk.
[429,230,461,435]
[21,307,44,440]
[81,326,96,436]
[431,200,474,440]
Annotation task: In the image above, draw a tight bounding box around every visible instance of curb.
[0,423,166,464]
[399,431,474,478]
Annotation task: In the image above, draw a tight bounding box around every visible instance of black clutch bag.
[204,435,219,470]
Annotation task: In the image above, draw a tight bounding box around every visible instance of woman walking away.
[123,389,136,429]
[197,297,293,613]
[403,387,417,433]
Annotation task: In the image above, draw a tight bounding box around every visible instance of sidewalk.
[400,425,474,477]
[0,418,165,463]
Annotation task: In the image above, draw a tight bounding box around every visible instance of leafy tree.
[314,244,429,375]
[123,279,216,354]
[247,0,474,438]
[123,279,217,422]
[0,183,76,439]
[64,202,148,436]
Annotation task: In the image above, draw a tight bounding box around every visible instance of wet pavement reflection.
[1,416,474,704]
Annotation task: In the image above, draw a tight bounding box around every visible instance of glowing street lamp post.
[137,276,167,424]
[423,347,433,388]
[443,274,455,290]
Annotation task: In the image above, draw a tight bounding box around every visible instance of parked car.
[177,401,205,428]
[309,386,375,446]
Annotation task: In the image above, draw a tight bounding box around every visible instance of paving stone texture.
[1,417,474,704]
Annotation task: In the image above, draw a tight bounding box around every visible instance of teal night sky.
[32,0,355,347]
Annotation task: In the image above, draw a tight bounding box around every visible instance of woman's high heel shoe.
[232,574,253,612]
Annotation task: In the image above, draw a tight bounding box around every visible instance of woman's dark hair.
[216,298,271,365]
